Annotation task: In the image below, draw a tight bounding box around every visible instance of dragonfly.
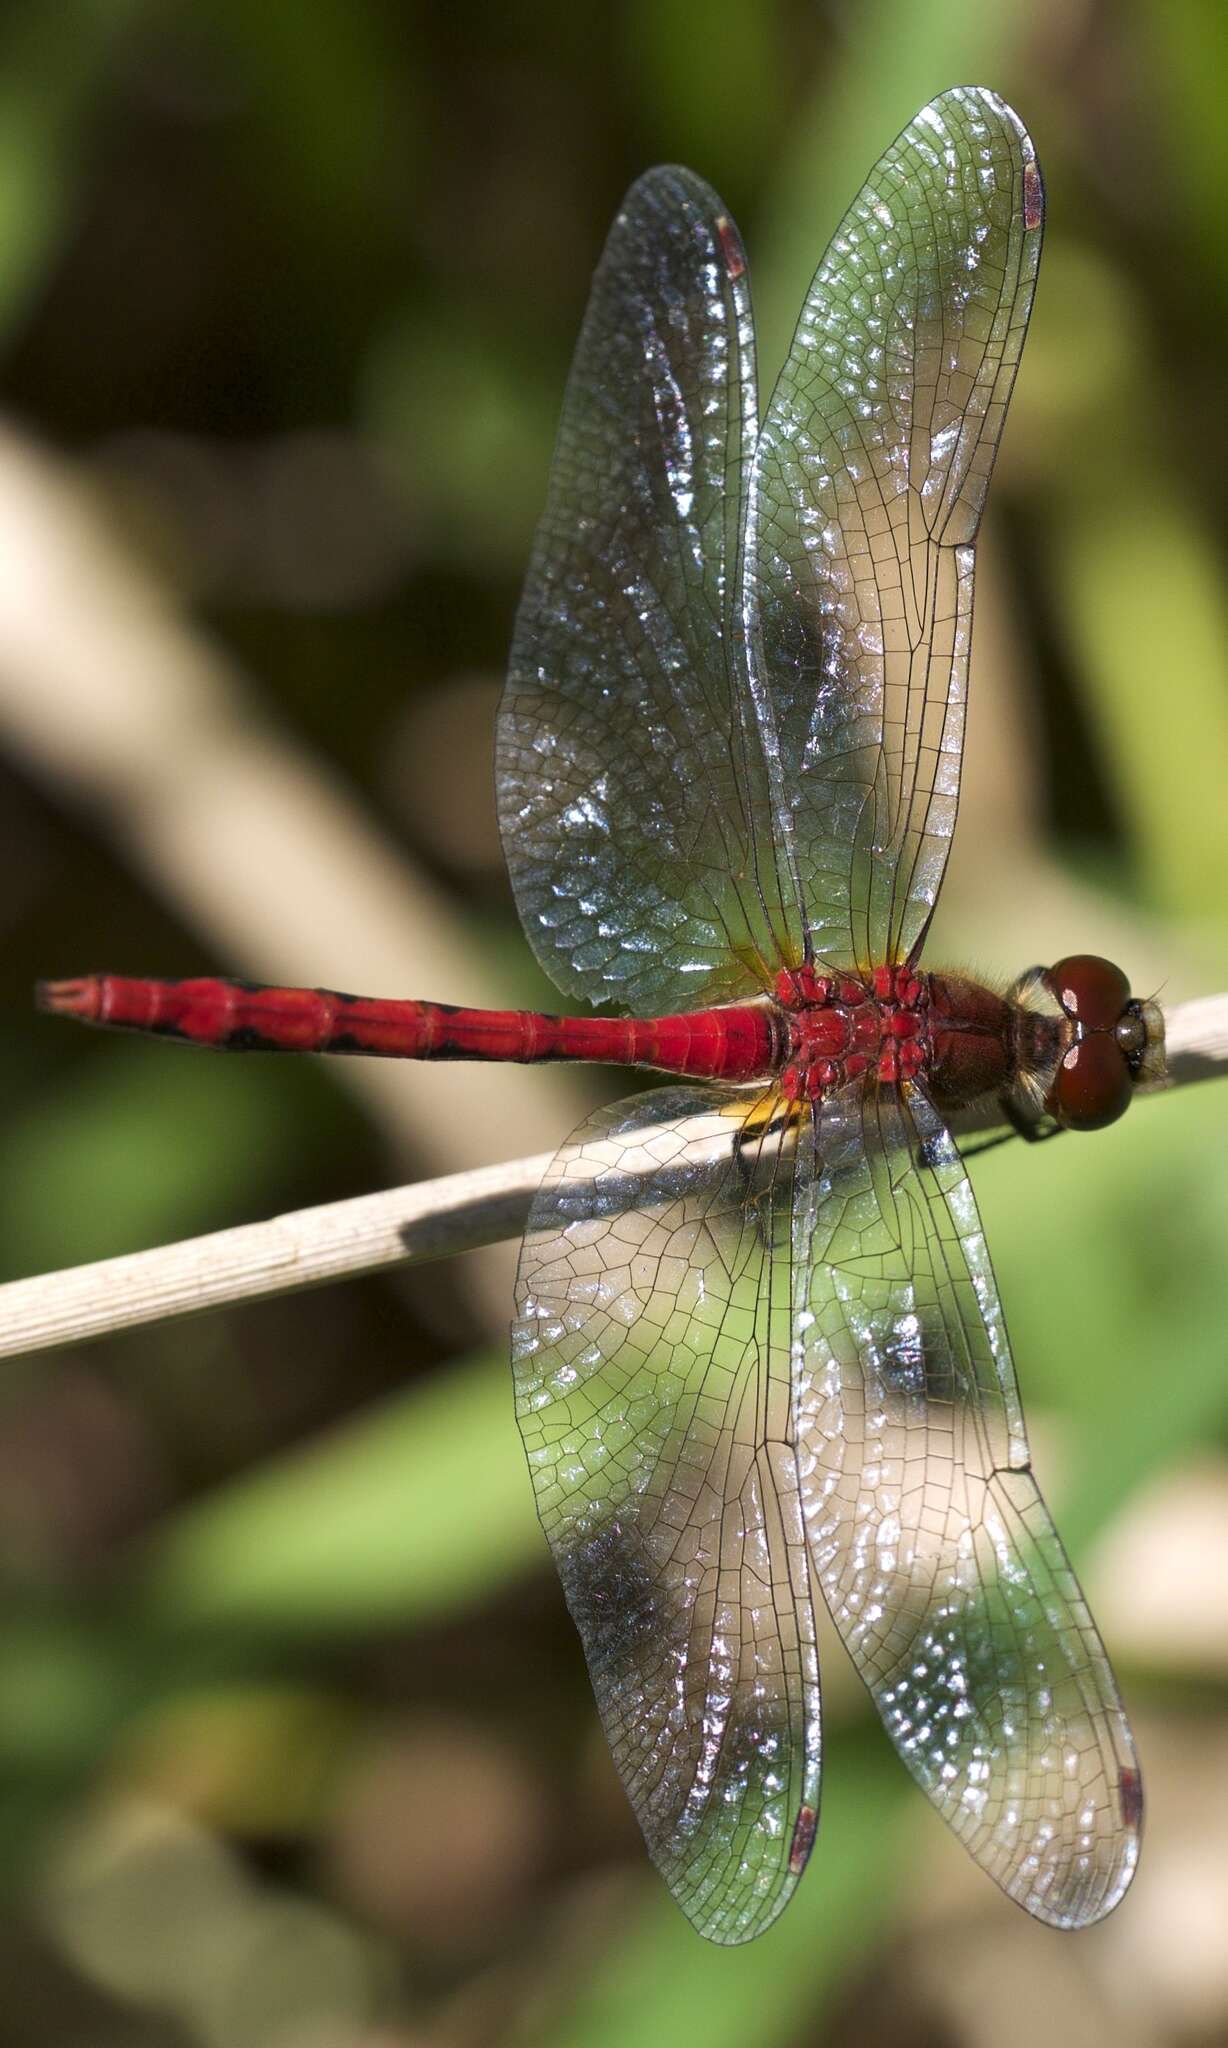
[41,88,1164,1943]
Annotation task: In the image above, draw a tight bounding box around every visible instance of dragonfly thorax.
[773,963,929,1102]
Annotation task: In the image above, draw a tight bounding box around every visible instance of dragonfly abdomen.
[36,974,781,1080]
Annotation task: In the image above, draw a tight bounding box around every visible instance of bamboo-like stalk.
[0,995,1221,1363]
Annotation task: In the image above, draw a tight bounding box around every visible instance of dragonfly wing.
[744,86,1043,971]
[498,169,799,1016]
[796,1081,1140,1926]
[513,1086,821,1943]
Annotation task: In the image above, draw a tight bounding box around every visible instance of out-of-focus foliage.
[0,4,1226,2045]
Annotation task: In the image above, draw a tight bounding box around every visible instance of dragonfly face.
[500,87,1152,1942]
[1041,954,1165,1128]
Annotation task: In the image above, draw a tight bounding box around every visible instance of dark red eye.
[1053,1033,1134,1130]
[1045,954,1131,1029]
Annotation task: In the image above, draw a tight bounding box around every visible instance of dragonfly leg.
[731,1090,803,1252]
[1002,1097,1063,1146]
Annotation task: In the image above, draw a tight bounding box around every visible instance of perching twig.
[0,1151,555,1361]
[1163,992,1228,1084]
[0,994,1222,1363]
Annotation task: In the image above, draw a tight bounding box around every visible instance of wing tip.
[675,1858,808,1947]
[617,162,734,239]
[922,85,1042,207]
[1014,1773,1143,1931]
[662,1777,824,1944]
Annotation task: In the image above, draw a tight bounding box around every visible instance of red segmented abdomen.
[36,975,779,1082]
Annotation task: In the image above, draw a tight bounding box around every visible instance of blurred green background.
[0,2,1226,2043]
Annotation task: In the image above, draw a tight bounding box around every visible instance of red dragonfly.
[41,89,1163,1941]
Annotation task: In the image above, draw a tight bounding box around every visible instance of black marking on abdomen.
[224,1027,301,1052]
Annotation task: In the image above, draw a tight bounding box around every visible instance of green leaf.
[0,2,141,344]
[138,1349,539,1635]
[540,1735,905,2048]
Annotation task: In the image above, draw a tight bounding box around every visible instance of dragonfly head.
[1040,955,1164,1131]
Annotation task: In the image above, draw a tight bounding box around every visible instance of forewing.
[744,86,1043,971]
[513,1086,821,1943]
[498,169,799,1016]
[795,1081,1140,1926]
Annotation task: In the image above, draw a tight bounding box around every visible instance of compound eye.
[1053,1033,1134,1130]
[1045,954,1131,1028]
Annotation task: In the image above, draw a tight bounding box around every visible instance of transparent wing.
[796,1080,1140,1926]
[512,1086,821,1944]
[743,86,1043,972]
[497,168,799,1016]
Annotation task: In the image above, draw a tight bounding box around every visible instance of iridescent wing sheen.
[743,86,1043,972]
[515,1077,1139,1940]
[497,169,799,1017]
[512,1086,821,1944]
[796,1080,1140,1926]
